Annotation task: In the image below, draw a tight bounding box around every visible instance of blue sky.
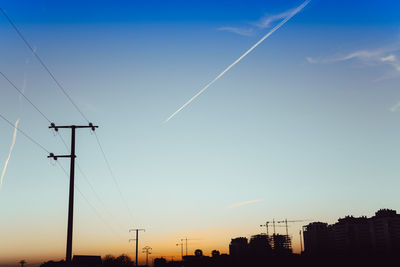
[1,0,400,265]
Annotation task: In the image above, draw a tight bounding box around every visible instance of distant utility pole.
[176,241,183,259]
[181,238,188,256]
[19,260,26,267]
[299,230,303,253]
[129,228,145,266]
[142,246,152,266]
[48,123,98,263]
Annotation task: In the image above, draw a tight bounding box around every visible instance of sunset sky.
[1,0,400,266]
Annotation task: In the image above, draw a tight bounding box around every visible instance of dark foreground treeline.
[40,253,400,267]
[40,254,135,267]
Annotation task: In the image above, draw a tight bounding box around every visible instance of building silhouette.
[303,209,400,256]
[302,222,331,255]
[270,234,292,255]
[229,237,248,259]
[248,234,273,257]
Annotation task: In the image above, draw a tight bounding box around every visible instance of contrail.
[165,0,310,122]
[0,119,19,188]
[228,199,263,209]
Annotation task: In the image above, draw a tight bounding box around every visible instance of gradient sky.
[1,0,400,266]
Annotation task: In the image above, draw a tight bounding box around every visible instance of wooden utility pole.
[130,228,145,266]
[48,123,98,262]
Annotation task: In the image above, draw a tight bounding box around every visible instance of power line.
[0,67,128,243]
[0,67,118,228]
[0,39,128,232]
[56,161,122,239]
[93,131,135,224]
[0,71,51,123]
[57,131,127,231]
[0,8,90,122]
[0,112,49,153]
[1,7,135,232]
[0,50,131,235]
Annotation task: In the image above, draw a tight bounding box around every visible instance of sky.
[1,0,400,265]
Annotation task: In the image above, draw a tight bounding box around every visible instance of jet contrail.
[228,199,263,209]
[0,119,19,188]
[165,0,310,122]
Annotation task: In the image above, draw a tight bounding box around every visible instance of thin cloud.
[390,101,400,112]
[228,199,263,209]
[217,27,254,36]
[255,9,294,29]
[307,45,400,78]
[0,119,19,188]
[381,54,396,62]
[218,3,305,36]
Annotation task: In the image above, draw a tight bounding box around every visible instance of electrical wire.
[56,161,123,239]
[0,62,129,233]
[0,71,51,123]
[0,112,49,153]
[0,8,90,123]
[0,60,134,235]
[0,50,127,230]
[57,132,127,231]
[1,7,135,229]
[94,131,135,224]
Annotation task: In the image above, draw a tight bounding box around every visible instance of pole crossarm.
[130,229,146,232]
[48,153,75,159]
[49,122,98,131]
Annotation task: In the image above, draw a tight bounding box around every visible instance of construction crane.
[276,219,311,236]
[260,219,285,235]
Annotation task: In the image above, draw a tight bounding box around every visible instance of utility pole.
[299,230,303,253]
[130,228,145,266]
[273,219,276,235]
[48,123,97,263]
[142,246,152,266]
[176,241,183,259]
[181,238,188,256]
[19,260,26,267]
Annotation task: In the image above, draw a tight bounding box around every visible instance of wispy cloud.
[218,3,305,36]
[390,101,400,112]
[255,10,294,29]
[228,199,263,209]
[217,27,254,36]
[306,45,400,77]
[0,119,19,188]
[381,54,396,62]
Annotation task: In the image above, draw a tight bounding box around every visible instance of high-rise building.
[248,234,272,257]
[370,209,400,254]
[303,209,400,256]
[303,222,331,255]
[270,234,292,255]
[332,216,372,255]
[229,237,248,258]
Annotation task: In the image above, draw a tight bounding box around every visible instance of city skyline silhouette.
[1,0,400,266]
